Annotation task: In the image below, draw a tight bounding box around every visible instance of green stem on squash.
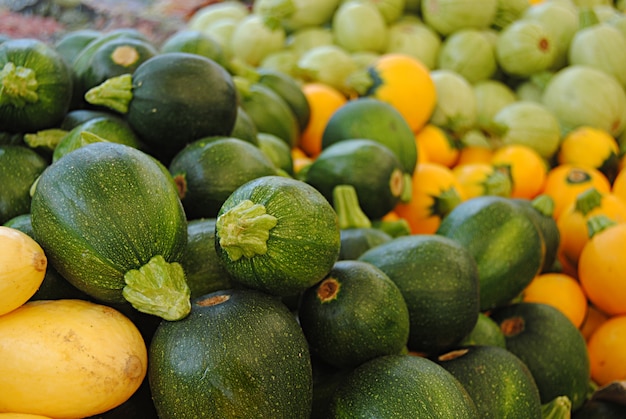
[84,73,133,114]
[431,187,463,218]
[0,62,39,107]
[216,199,278,261]
[578,7,600,30]
[586,214,618,239]
[483,169,513,198]
[227,57,261,82]
[400,173,413,203]
[531,194,556,218]
[574,187,603,216]
[540,395,572,419]
[345,67,375,96]
[371,218,411,238]
[123,255,191,321]
[332,184,371,230]
[23,128,68,151]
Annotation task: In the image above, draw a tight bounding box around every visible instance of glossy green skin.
[215,175,340,297]
[230,106,259,146]
[0,145,48,224]
[490,302,591,411]
[82,37,158,92]
[321,97,417,174]
[338,227,392,260]
[435,345,543,419]
[328,354,479,418]
[298,260,410,369]
[53,114,143,162]
[458,312,506,348]
[30,142,187,303]
[127,52,238,161]
[237,82,300,149]
[257,132,294,176]
[436,196,544,311]
[304,139,406,220]
[257,68,311,132]
[54,29,102,66]
[179,218,235,299]
[160,29,227,68]
[149,288,313,419]
[359,234,480,355]
[169,136,277,219]
[0,38,73,132]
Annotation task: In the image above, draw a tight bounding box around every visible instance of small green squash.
[327,354,479,418]
[298,259,410,369]
[169,136,278,219]
[435,345,543,419]
[30,142,190,321]
[429,69,478,136]
[215,175,340,297]
[256,131,294,176]
[437,29,497,84]
[436,196,544,311]
[0,145,48,225]
[495,19,557,77]
[160,29,227,68]
[490,302,591,411]
[359,234,480,356]
[53,29,102,65]
[0,38,73,133]
[149,288,313,419]
[420,0,498,36]
[85,52,238,163]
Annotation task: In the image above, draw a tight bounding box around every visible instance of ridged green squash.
[298,260,410,369]
[215,175,340,297]
[436,196,544,311]
[30,142,190,320]
[327,354,479,418]
[358,234,480,356]
[149,288,313,419]
[0,145,48,224]
[490,302,591,411]
[435,345,543,418]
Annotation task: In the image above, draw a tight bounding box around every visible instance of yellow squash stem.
[123,255,191,321]
[216,199,278,261]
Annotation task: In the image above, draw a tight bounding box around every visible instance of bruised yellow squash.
[0,226,47,316]
[0,299,147,418]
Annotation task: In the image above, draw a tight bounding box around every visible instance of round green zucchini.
[30,142,190,320]
[257,132,294,176]
[298,259,410,368]
[215,175,341,297]
[0,38,73,132]
[169,136,278,219]
[0,144,48,224]
[149,288,313,418]
[327,354,479,418]
[160,29,227,68]
[85,52,238,163]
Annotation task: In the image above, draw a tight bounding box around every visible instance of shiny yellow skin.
[0,226,47,316]
[0,299,147,418]
[0,414,54,419]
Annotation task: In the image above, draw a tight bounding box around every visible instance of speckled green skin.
[215,175,341,297]
[435,345,543,419]
[490,302,591,411]
[436,196,544,311]
[328,354,479,418]
[358,234,480,356]
[149,288,313,418]
[298,260,410,369]
[30,142,187,303]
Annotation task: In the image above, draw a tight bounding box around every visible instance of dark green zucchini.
[81,37,158,93]
[215,175,340,297]
[257,131,294,176]
[304,138,409,220]
[359,234,480,356]
[178,218,235,298]
[0,144,48,224]
[229,106,259,145]
[30,142,190,320]
[149,288,313,418]
[257,67,311,132]
[85,52,238,163]
[0,38,73,132]
[52,114,143,162]
[60,108,118,130]
[234,76,300,149]
[298,259,410,368]
[169,136,278,219]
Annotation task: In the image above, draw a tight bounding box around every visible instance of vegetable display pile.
[3,0,626,417]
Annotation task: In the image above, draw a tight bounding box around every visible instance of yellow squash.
[0,299,147,418]
[0,226,47,316]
